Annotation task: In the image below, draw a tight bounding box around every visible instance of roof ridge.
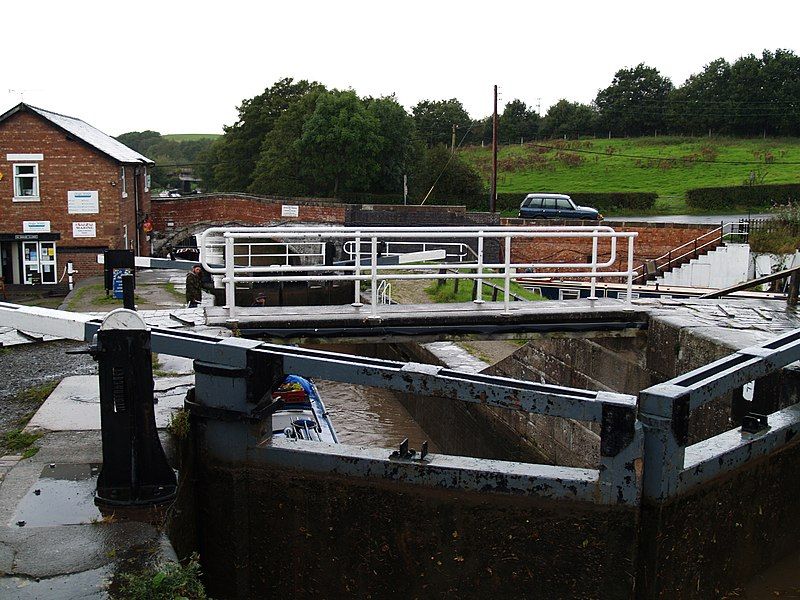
[25,103,84,123]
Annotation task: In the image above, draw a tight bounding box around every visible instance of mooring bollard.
[90,309,177,506]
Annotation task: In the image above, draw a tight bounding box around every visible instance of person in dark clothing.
[186,264,203,307]
[252,292,267,308]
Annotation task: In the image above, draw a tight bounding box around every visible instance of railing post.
[352,232,363,308]
[589,231,599,300]
[370,236,379,317]
[503,236,512,312]
[626,236,634,303]
[224,234,236,317]
[474,234,485,304]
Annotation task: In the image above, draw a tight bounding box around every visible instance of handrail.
[198,225,638,318]
[632,221,749,281]
[632,225,723,276]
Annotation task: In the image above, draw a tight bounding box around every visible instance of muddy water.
[302,343,439,452]
[314,379,438,452]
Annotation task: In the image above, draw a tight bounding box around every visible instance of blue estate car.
[518,193,602,220]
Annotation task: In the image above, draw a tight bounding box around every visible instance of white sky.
[3,0,798,136]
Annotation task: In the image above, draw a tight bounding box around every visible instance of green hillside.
[162,133,221,142]
[461,137,800,213]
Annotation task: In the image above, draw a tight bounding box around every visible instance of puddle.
[11,463,102,527]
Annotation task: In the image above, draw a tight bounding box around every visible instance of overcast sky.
[3,0,798,136]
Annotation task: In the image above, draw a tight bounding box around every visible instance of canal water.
[313,378,439,452]
[303,343,440,452]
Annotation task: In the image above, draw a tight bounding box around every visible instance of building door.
[21,241,57,285]
[39,241,57,284]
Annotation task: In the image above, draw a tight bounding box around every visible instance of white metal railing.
[376,280,392,305]
[198,225,638,317]
[343,240,475,263]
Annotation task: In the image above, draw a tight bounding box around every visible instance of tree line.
[194,79,483,199]
[118,48,800,199]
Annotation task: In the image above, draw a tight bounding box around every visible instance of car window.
[542,198,556,209]
[556,199,572,209]
[526,198,542,208]
[521,198,531,208]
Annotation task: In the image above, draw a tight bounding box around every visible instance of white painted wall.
[656,243,750,289]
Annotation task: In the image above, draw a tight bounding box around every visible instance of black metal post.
[91,312,177,506]
[122,273,135,310]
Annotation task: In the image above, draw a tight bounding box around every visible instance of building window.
[121,166,128,198]
[13,164,39,200]
[144,167,150,192]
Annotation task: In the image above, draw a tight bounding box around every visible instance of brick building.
[0,103,154,290]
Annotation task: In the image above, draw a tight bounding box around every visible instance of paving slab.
[26,375,191,432]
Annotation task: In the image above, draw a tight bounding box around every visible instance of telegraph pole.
[451,124,457,153]
[491,85,498,213]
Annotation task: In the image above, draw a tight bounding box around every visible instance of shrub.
[685,184,800,210]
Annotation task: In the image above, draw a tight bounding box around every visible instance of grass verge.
[425,276,544,303]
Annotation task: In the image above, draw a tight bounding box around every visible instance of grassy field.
[461,137,800,213]
[162,133,221,142]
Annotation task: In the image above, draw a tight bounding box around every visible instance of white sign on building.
[68,191,100,214]
[23,221,51,233]
[281,205,299,218]
[72,221,97,238]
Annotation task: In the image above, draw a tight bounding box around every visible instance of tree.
[296,90,383,197]
[248,89,325,196]
[412,99,472,148]
[595,64,674,136]
[410,145,484,202]
[539,100,597,138]
[499,99,540,143]
[364,95,422,194]
[727,50,800,136]
[207,78,322,192]
[667,58,732,135]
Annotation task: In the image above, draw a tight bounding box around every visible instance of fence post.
[352,232,363,307]
[474,234,485,304]
[503,236,512,312]
[224,234,236,317]
[370,236,379,317]
[589,232,599,299]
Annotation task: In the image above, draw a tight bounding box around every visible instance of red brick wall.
[0,108,151,282]
[502,218,717,277]
[151,195,347,232]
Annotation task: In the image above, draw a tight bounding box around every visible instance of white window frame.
[144,167,150,192]
[13,163,40,201]
[121,166,128,198]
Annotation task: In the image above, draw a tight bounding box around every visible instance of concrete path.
[0,355,194,598]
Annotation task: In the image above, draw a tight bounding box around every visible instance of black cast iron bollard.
[90,309,177,506]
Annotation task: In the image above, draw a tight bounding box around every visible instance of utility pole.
[491,85,498,214]
[451,124,457,153]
